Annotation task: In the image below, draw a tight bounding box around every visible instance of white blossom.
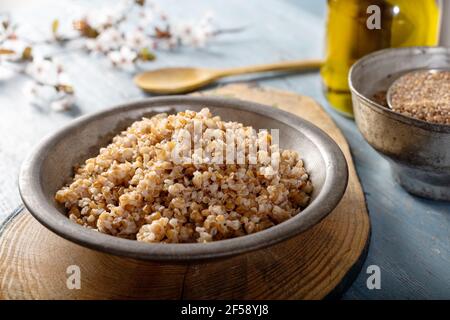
[82,1,129,31]
[85,27,123,53]
[24,58,75,111]
[50,93,76,111]
[24,82,58,105]
[108,46,137,70]
[24,81,75,112]
[26,57,62,85]
[137,8,154,29]
[166,11,215,49]
[125,29,153,50]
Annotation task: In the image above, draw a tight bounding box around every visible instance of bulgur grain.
[55,108,313,243]
[389,70,450,125]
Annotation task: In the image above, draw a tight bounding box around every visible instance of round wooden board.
[0,84,370,300]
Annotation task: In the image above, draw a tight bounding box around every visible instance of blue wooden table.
[0,0,448,299]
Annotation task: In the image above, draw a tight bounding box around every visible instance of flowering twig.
[0,0,244,111]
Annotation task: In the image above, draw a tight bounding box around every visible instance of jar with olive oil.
[321,0,440,117]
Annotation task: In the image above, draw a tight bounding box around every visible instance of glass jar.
[321,0,440,117]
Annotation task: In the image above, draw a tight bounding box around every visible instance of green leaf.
[138,47,156,61]
[52,19,59,36]
[56,84,74,94]
[21,46,33,60]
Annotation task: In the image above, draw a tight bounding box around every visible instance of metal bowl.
[18,96,348,261]
[349,46,450,201]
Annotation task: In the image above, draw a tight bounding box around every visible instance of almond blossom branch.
[1,0,244,111]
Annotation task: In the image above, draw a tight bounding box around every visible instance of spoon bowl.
[134,67,220,94]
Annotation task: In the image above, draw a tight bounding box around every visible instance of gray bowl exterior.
[19,96,348,261]
[349,47,450,201]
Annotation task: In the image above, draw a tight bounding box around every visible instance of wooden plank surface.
[0,0,449,299]
[0,84,370,299]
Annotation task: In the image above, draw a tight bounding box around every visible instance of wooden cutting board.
[0,84,370,300]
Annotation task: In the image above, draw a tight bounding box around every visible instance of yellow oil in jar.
[321,0,440,117]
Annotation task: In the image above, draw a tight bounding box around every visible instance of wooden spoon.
[134,59,322,94]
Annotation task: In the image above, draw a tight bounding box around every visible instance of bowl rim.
[348,46,450,134]
[19,96,348,261]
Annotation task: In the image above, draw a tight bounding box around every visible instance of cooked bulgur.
[55,108,313,243]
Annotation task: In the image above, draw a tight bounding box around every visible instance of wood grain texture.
[1,0,448,300]
[0,84,370,300]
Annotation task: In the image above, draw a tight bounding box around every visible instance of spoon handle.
[216,59,323,77]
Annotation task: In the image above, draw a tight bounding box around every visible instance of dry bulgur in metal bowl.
[55,108,313,243]
[20,96,348,260]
